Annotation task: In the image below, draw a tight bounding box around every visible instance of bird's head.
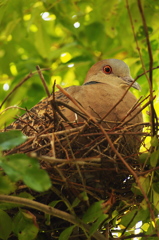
[84,59,140,90]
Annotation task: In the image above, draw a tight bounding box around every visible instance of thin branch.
[36,65,51,97]
[0,195,106,240]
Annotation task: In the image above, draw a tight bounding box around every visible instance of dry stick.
[51,80,58,131]
[39,155,101,164]
[137,0,158,136]
[36,65,51,97]
[56,84,157,234]
[0,195,106,240]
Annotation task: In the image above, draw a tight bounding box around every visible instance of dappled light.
[0,0,159,239]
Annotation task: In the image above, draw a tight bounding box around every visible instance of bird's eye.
[103,65,112,74]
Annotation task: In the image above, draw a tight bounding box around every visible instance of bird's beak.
[122,77,141,90]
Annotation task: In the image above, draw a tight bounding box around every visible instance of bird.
[5,59,143,156]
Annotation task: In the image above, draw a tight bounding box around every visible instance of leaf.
[0,108,19,128]
[18,192,35,200]
[0,210,12,240]
[0,130,27,150]
[59,225,75,240]
[89,214,108,236]
[72,192,88,208]
[151,135,159,147]
[0,154,51,191]
[0,172,16,194]
[120,209,149,229]
[0,154,39,181]
[138,175,150,194]
[150,150,159,167]
[82,200,104,223]
[131,175,150,196]
[138,153,150,164]
[13,210,39,240]
[23,168,51,192]
[152,189,159,211]
[140,199,148,210]
[49,200,62,208]
[153,182,159,194]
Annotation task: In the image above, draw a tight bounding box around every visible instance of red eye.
[103,65,112,74]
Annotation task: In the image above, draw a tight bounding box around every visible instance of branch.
[0,194,106,240]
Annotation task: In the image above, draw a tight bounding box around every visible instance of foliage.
[0,0,159,239]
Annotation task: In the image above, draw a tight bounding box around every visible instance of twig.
[0,194,106,240]
[135,66,159,81]
[137,0,157,136]
[36,65,51,97]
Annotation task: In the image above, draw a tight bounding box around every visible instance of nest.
[5,94,144,203]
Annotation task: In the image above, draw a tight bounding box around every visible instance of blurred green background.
[0,0,159,127]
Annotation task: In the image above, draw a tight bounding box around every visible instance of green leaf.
[0,209,12,240]
[0,108,19,129]
[145,221,156,237]
[72,192,88,208]
[138,175,150,194]
[0,130,27,150]
[153,182,159,194]
[152,189,159,211]
[121,208,149,229]
[0,154,39,181]
[59,225,75,240]
[150,150,159,167]
[23,168,51,192]
[18,192,35,200]
[131,175,150,196]
[140,199,148,210]
[138,153,150,164]
[0,154,51,191]
[82,200,104,223]
[0,172,16,194]
[89,214,108,236]
[49,200,62,208]
[13,210,39,240]
[151,135,159,147]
